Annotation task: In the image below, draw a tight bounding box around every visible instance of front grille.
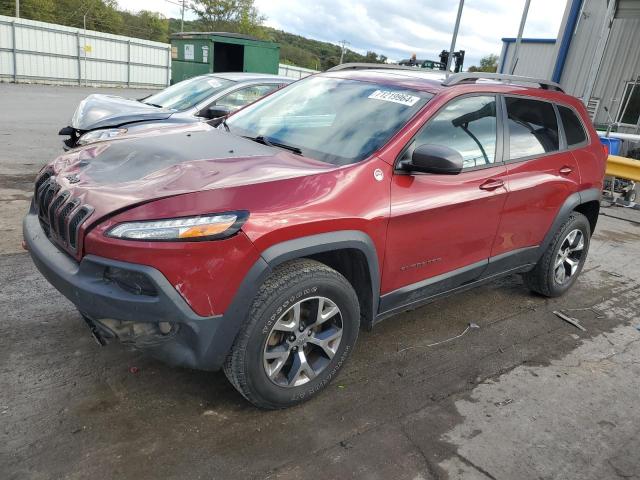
[33,172,93,253]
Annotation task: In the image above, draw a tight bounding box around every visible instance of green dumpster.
[170,32,280,83]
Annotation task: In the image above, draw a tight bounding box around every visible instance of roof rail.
[327,63,426,72]
[442,72,564,92]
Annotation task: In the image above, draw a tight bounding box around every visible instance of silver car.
[59,72,293,149]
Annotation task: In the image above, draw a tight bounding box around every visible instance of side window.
[558,105,587,147]
[505,97,559,160]
[216,84,278,110]
[411,95,498,170]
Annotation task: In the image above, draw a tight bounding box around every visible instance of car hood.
[70,94,175,131]
[48,124,336,223]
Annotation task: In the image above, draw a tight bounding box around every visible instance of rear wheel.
[523,212,590,297]
[224,259,360,409]
[624,187,637,203]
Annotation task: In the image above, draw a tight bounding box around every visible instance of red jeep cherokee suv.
[24,67,606,409]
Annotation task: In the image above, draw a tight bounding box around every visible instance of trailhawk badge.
[373,169,384,182]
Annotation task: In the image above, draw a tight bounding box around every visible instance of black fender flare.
[204,230,380,369]
[536,187,601,257]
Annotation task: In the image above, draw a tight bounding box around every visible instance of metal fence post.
[166,47,171,86]
[76,31,81,85]
[127,40,131,87]
[11,21,17,82]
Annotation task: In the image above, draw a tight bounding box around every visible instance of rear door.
[491,96,581,259]
[381,94,508,310]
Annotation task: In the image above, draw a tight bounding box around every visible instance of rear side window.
[558,105,587,146]
[505,97,559,160]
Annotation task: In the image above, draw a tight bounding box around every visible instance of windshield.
[143,76,235,111]
[225,76,432,165]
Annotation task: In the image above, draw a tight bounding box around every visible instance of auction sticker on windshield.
[368,90,420,106]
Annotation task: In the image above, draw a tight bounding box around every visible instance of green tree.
[190,0,264,32]
[0,0,57,23]
[121,10,169,42]
[468,54,498,73]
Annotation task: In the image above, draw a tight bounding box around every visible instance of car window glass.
[506,97,559,159]
[143,76,235,111]
[412,95,497,169]
[226,76,432,166]
[558,105,587,146]
[216,84,278,110]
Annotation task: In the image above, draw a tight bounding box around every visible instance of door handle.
[559,166,573,175]
[479,179,504,191]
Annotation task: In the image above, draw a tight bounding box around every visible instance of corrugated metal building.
[498,0,640,132]
[497,38,557,79]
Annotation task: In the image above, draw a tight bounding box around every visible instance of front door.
[381,94,508,313]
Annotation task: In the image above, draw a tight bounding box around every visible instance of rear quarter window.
[558,105,588,147]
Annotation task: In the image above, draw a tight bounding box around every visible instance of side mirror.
[405,144,463,175]
[202,105,231,120]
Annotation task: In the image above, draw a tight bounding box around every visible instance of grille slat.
[68,207,91,250]
[48,192,69,232]
[38,181,53,217]
[34,170,53,202]
[57,200,79,242]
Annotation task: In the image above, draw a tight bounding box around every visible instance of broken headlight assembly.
[106,211,249,241]
[77,128,128,146]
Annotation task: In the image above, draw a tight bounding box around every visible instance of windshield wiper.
[142,101,164,109]
[246,135,302,155]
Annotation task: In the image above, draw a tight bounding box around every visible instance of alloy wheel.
[554,229,585,284]
[263,296,343,387]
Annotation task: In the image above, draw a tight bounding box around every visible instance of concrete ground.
[2,84,640,480]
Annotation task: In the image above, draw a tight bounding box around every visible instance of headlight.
[106,212,248,241]
[77,128,128,146]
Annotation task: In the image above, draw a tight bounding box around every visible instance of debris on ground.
[494,398,514,407]
[128,366,139,374]
[398,322,480,353]
[553,311,587,332]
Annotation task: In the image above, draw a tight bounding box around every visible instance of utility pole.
[83,6,94,87]
[181,0,185,32]
[15,0,19,18]
[338,40,349,64]
[510,0,531,75]
[446,0,465,75]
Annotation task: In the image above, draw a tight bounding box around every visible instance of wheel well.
[574,200,600,235]
[306,249,374,328]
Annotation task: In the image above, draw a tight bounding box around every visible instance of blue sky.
[118,0,568,67]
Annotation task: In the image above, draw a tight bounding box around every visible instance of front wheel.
[223,259,360,409]
[523,212,591,297]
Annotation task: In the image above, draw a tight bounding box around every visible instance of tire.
[523,212,591,297]
[223,258,360,409]
[624,188,637,203]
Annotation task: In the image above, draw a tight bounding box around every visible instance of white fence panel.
[279,63,318,79]
[0,14,170,88]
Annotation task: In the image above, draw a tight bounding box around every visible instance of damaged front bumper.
[23,211,228,370]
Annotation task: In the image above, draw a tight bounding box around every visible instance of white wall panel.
[0,14,170,88]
